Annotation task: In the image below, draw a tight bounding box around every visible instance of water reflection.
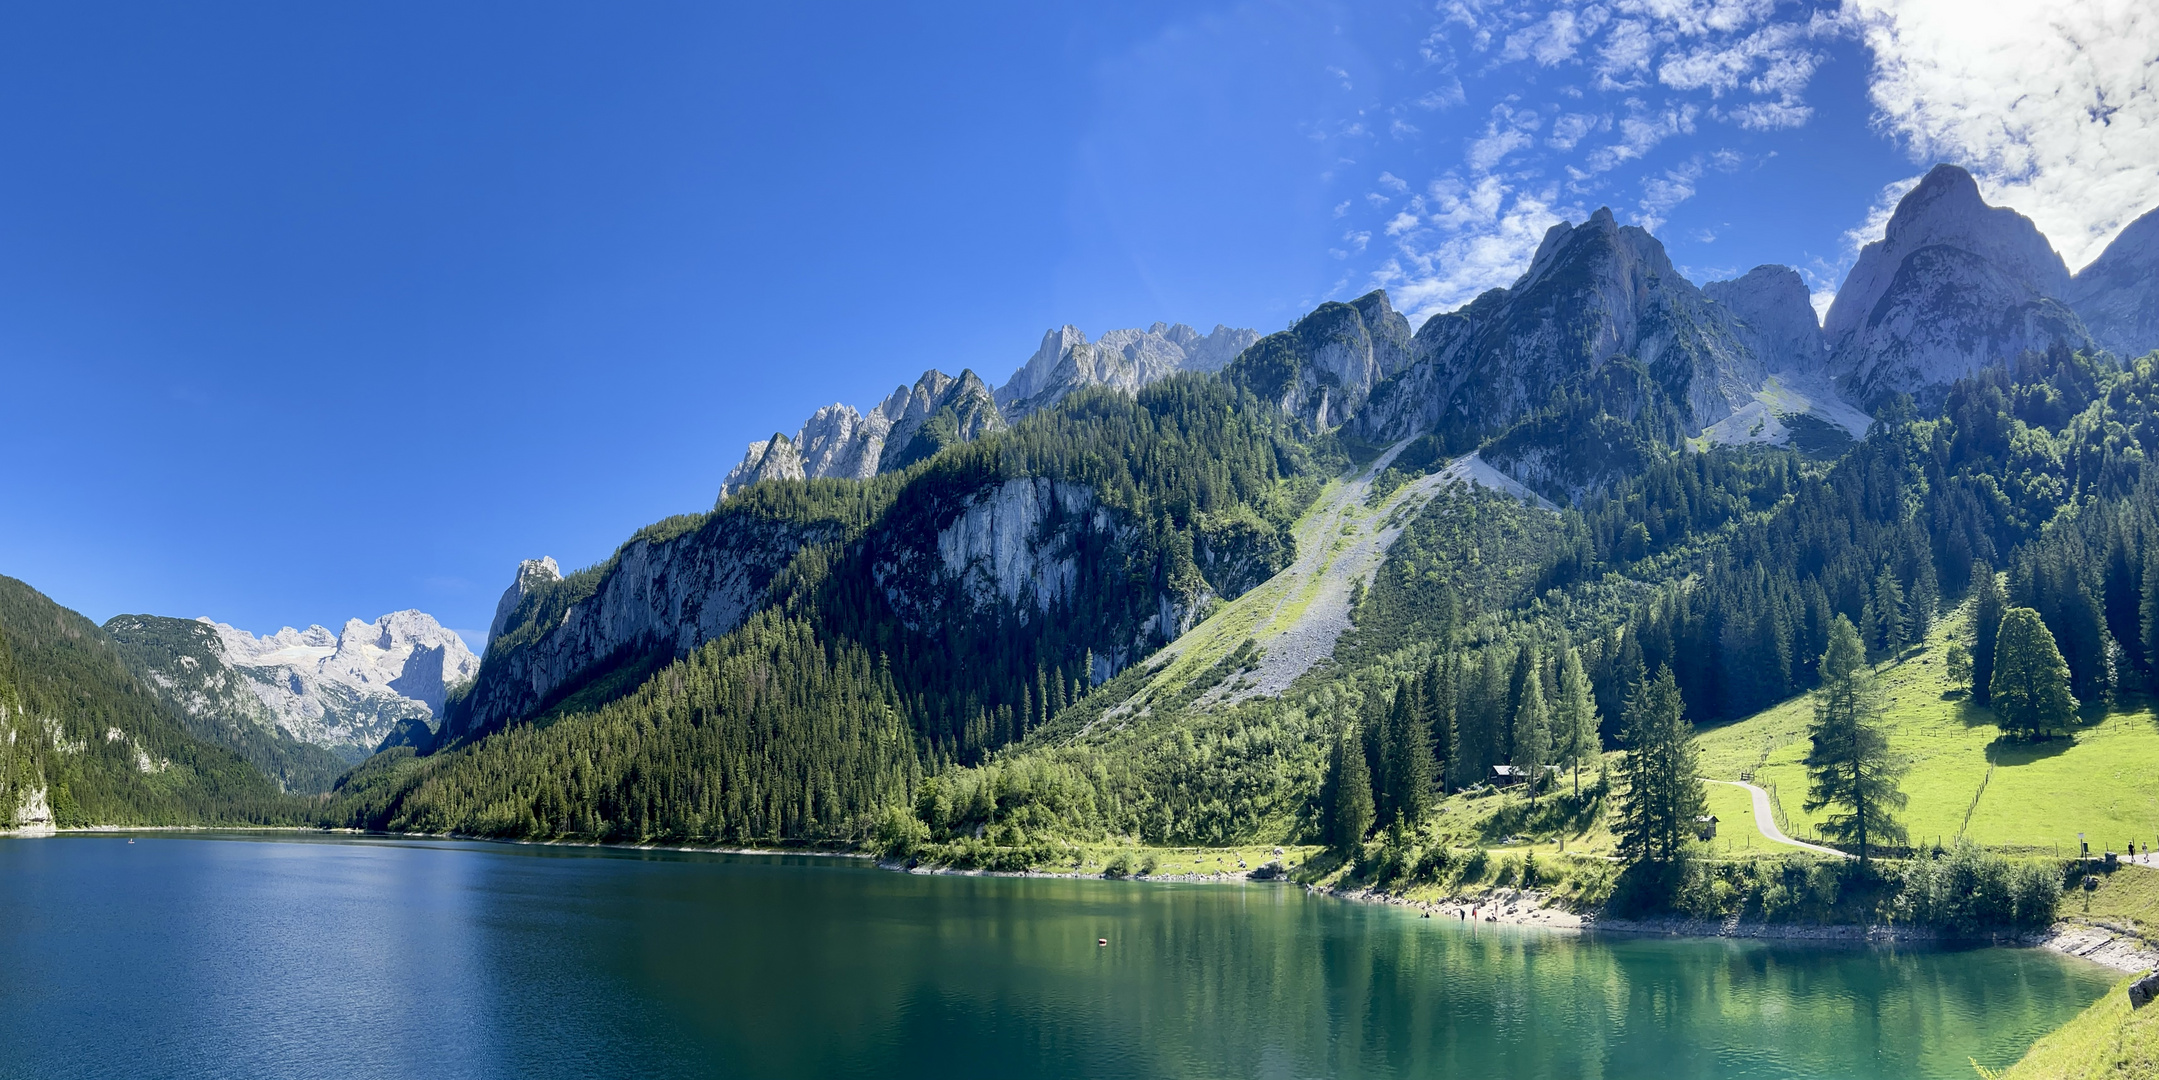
[0,835,2112,1080]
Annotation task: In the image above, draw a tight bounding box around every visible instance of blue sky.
[0,1,2151,646]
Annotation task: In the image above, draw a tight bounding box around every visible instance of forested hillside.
[0,577,298,828]
[331,377,1323,843]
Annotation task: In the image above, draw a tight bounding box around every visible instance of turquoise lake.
[0,834,2114,1078]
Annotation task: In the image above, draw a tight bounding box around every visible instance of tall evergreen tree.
[1873,567,1907,653]
[1385,678,1437,825]
[2142,543,2159,688]
[1909,549,1940,642]
[1803,615,1908,865]
[1419,658,1454,795]
[1971,562,2005,706]
[1990,607,2078,740]
[1614,667,1707,865]
[1322,724,1375,853]
[1511,670,1552,807]
[1554,645,1601,796]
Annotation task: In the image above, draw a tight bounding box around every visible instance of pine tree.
[1803,615,1908,864]
[1874,567,1907,653]
[1971,562,2005,706]
[1909,551,1940,642]
[2143,544,2159,691]
[1385,677,1437,825]
[1990,607,2078,740]
[1323,725,1375,853]
[1419,658,1453,795]
[1555,645,1601,796]
[1614,667,1707,865]
[1511,670,1552,808]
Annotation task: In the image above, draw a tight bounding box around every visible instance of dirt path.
[1704,779,1852,859]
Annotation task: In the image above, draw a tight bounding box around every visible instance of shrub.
[1103,852,1133,878]
[1896,841,2059,933]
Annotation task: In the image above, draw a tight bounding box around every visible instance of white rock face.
[201,611,480,753]
[1825,164,2087,402]
[870,477,1207,676]
[2067,203,2159,360]
[1703,265,1827,375]
[718,369,1006,499]
[996,322,1259,418]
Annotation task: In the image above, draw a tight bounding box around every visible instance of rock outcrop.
[2067,203,2159,361]
[1824,164,2088,405]
[997,322,1259,418]
[718,369,1006,499]
[1228,291,1413,430]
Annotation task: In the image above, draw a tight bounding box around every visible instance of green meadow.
[1696,608,2159,858]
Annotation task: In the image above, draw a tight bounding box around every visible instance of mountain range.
[8,162,2159,845]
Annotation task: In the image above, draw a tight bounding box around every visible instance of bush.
[1412,846,1450,882]
[874,804,930,857]
[1896,841,2060,933]
[1104,852,1133,878]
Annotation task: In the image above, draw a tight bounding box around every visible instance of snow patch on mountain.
[202,611,480,754]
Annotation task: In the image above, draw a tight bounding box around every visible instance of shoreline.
[16,825,2154,973]
[1314,881,2159,974]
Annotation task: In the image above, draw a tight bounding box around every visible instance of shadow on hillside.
[1952,697,2001,728]
[1985,735,2074,765]
[1476,783,1608,844]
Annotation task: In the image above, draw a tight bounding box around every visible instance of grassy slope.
[1995,975,2158,1080]
[1695,606,2159,857]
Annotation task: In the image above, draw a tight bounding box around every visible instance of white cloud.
[1548,111,1610,149]
[1639,160,1704,229]
[1502,7,1614,66]
[1583,102,1697,172]
[1333,200,1352,218]
[1851,0,2159,269]
[1378,172,1411,193]
[1371,176,1581,322]
[1465,105,1543,171]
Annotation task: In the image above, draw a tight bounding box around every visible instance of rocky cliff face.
[1703,265,1827,374]
[104,609,478,765]
[459,470,1220,736]
[1825,165,2088,405]
[2067,204,2159,361]
[1228,291,1412,430]
[450,506,837,740]
[718,369,1006,499]
[1352,210,1768,450]
[997,322,1259,418]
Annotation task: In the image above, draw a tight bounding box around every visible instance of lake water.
[0,834,2113,1079]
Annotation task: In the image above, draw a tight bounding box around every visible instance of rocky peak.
[995,321,1259,418]
[1824,164,2087,403]
[1351,209,1759,453]
[717,368,1006,499]
[1703,266,1826,374]
[1226,290,1410,430]
[2067,203,2159,359]
[488,556,562,642]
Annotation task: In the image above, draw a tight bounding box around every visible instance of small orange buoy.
[1097,938,1108,946]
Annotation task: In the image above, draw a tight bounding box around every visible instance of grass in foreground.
[1990,975,2159,1080]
